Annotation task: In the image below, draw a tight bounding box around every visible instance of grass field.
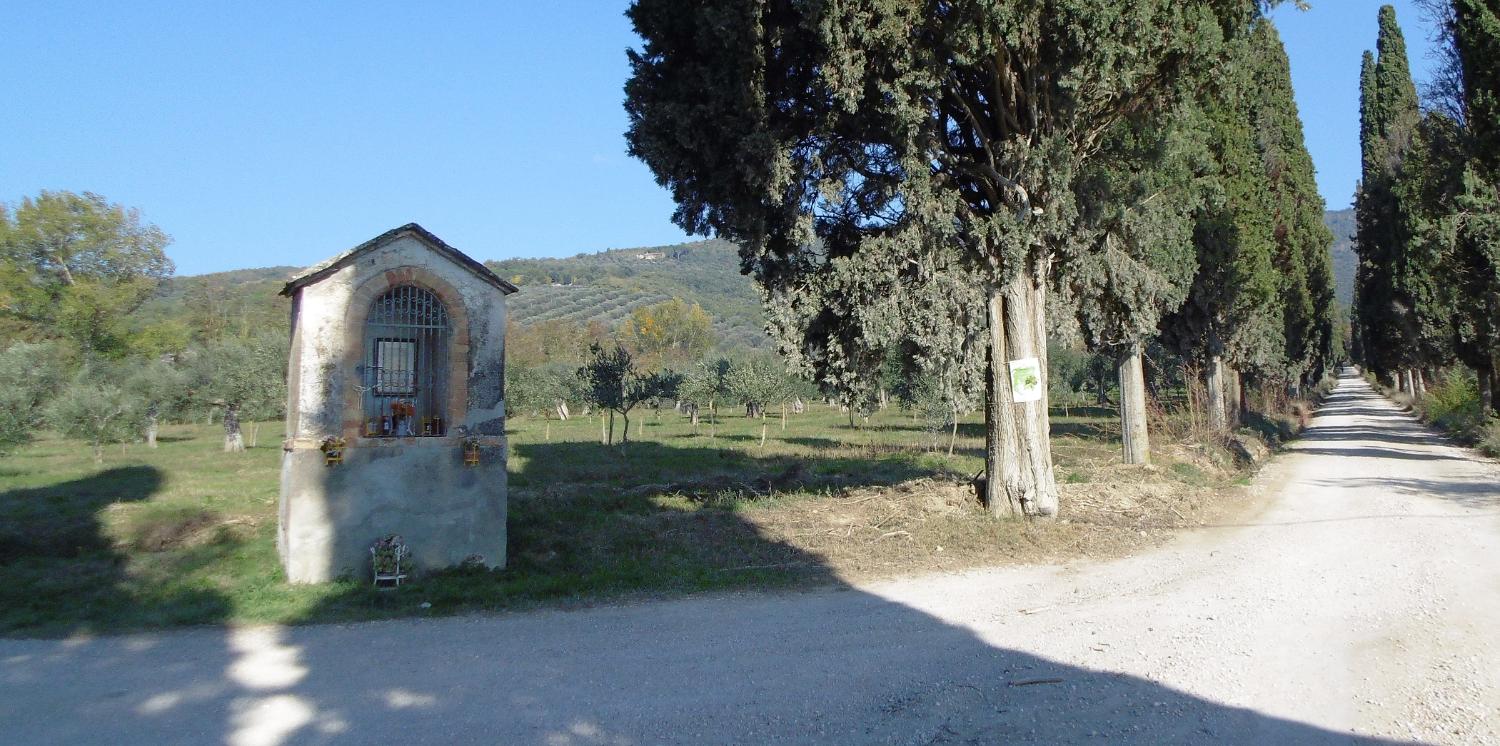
[0,403,1254,636]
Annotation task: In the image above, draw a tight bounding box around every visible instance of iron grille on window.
[362,285,450,437]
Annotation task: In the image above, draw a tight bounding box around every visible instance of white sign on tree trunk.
[1009,357,1043,403]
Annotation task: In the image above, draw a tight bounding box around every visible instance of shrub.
[1422,371,1486,437]
[1480,419,1500,457]
[46,373,138,462]
[0,341,70,454]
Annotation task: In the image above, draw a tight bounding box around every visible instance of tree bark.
[1229,368,1244,424]
[1117,341,1150,465]
[222,404,245,453]
[1491,368,1500,415]
[982,274,1059,518]
[949,403,960,457]
[1480,364,1495,416]
[1207,355,1228,432]
[1413,368,1427,398]
[145,412,159,449]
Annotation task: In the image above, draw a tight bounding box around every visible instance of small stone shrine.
[277,224,515,583]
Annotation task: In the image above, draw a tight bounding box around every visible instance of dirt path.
[4,375,1499,745]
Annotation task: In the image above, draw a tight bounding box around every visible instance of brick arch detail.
[341,266,472,440]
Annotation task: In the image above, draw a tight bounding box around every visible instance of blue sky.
[1,2,1439,276]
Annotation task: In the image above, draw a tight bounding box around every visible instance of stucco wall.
[278,233,509,583]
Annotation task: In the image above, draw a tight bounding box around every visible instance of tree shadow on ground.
[950,417,1121,443]
[0,466,232,633]
[1299,426,1447,446]
[1291,446,1467,462]
[0,447,1407,744]
[1308,475,1500,512]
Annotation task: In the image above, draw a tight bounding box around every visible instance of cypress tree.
[624,0,1271,517]
[1250,21,1338,389]
[1446,0,1500,408]
[1065,108,1206,463]
[1455,0,1500,175]
[1354,6,1425,387]
[1159,30,1282,430]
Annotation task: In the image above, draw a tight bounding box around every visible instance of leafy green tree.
[1401,0,1500,410]
[727,355,801,446]
[47,370,138,462]
[0,341,70,454]
[0,191,173,354]
[506,362,555,419]
[619,298,715,367]
[1454,0,1500,410]
[677,358,733,429]
[1393,113,1466,380]
[625,0,1271,516]
[507,361,583,439]
[576,343,666,445]
[186,333,286,453]
[124,357,188,448]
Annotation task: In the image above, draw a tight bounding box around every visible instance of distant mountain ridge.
[1325,208,1356,307]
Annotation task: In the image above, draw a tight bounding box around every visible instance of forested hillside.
[1324,208,1357,305]
[487,239,769,350]
[133,266,299,338]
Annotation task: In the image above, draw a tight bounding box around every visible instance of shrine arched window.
[362,285,450,437]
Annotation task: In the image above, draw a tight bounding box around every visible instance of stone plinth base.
[277,437,507,584]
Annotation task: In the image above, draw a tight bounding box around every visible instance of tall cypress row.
[625,0,1272,517]
[1455,1,1500,175]
[1065,106,1206,463]
[1354,6,1424,387]
[1159,30,1281,429]
[1250,21,1338,389]
[1452,0,1500,409]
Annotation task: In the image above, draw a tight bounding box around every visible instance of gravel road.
[3,374,1498,745]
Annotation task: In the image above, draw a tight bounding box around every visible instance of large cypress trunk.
[1118,341,1150,465]
[982,273,1059,518]
[1207,355,1228,432]
[223,404,245,453]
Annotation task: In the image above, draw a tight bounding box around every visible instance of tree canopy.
[0,191,173,354]
[626,0,1277,516]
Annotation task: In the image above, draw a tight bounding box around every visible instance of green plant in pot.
[370,534,410,588]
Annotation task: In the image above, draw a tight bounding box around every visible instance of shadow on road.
[1309,475,1500,511]
[1,452,1403,744]
[0,376,1426,743]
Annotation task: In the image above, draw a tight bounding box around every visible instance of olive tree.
[47,370,138,462]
